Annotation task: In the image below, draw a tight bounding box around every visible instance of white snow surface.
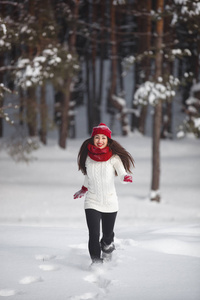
[0,133,200,300]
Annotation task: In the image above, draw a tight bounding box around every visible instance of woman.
[74,123,134,264]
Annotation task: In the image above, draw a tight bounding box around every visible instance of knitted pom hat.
[91,123,112,139]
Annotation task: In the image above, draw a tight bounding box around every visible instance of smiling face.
[93,134,108,149]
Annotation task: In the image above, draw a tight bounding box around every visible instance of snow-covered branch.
[14,46,79,89]
[133,76,180,106]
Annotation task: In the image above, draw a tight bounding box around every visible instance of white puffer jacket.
[83,155,127,212]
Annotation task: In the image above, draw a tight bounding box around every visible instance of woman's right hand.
[73,186,88,199]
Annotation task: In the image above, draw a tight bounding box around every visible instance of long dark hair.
[77,137,135,175]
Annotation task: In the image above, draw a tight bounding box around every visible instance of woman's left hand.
[123,175,132,183]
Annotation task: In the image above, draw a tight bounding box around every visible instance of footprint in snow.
[68,292,98,300]
[19,276,43,284]
[39,264,59,271]
[35,254,61,271]
[0,289,22,297]
[35,254,57,261]
[84,265,112,295]
[84,273,111,292]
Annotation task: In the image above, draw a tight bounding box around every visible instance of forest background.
[0,0,200,202]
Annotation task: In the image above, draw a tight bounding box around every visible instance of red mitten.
[123,175,132,183]
[73,186,88,199]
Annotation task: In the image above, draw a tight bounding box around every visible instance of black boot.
[91,258,103,265]
[100,240,115,254]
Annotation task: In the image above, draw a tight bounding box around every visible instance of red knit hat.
[91,123,112,139]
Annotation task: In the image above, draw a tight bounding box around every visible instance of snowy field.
[0,133,200,300]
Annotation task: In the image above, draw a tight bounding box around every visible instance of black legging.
[85,209,117,261]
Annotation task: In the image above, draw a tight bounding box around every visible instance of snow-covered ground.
[0,133,200,299]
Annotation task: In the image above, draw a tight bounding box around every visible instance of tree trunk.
[108,1,117,121]
[151,0,164,202]
[40,84,47,145]
[109,2,129,135]
[138,0,152,134]
[0,2,5,137]
[19,87,25,126]
[161,8,173,139]
[86,49,93,134]
[0,55,4,137]
[59,78,71,148]
[151,100,162,201]
[92,2,98,125]
[131,63,139,131]
[27,86,37,137]
[97,0,106,125]
[139,105,148,134]
[85,2,93,134]
[59,0,79,148]
[132,0,152,134]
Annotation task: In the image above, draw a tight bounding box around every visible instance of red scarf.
[87,144,112,162]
